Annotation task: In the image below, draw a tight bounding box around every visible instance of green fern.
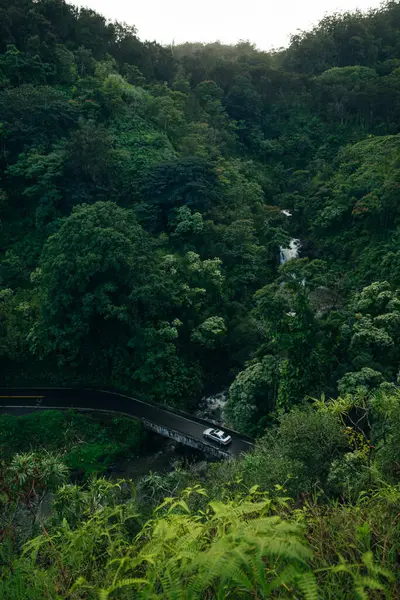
[9,481,398,600]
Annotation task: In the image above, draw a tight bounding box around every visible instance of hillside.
[1,1,400,597]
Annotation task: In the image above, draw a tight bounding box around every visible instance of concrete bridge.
[0,388,254,459]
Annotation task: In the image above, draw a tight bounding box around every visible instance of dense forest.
[2,0,400,597]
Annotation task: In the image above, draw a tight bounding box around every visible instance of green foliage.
[327,450,372,501]
[309,136,400,272]
[4,0,400,412]
[277,406,347,484]
[138,155,222,230]
[3,5,400,596]
[2,451,68,500]
[1,474,397,599]
[0,485,323,599]
[374,398,400,482]
[0,410,146,477]
[229,404,348,496]
[32,201,152,370]
[191,315,227,347]
[338,367,384,396]
[225,355,280,434]
[0,85,78,154]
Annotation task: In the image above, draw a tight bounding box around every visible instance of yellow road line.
[0,395,45,399]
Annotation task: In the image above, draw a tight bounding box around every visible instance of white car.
[203,427,232,446]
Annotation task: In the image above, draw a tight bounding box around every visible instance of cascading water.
[196,223,301,426]
[280,238,301,265]
[196,391,228,425]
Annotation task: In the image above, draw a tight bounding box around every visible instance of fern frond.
[296,571,319,600]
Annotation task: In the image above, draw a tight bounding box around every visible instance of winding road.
[0,388,253,458]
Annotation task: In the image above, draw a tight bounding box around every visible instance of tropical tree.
[31,201,153,375]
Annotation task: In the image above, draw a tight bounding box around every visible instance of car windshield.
[214,430,226,438]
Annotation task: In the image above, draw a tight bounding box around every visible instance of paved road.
[0,388,253,458]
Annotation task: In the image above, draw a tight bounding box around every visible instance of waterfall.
[280,239,301,265]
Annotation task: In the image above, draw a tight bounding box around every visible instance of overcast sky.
[70,0,382,50]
